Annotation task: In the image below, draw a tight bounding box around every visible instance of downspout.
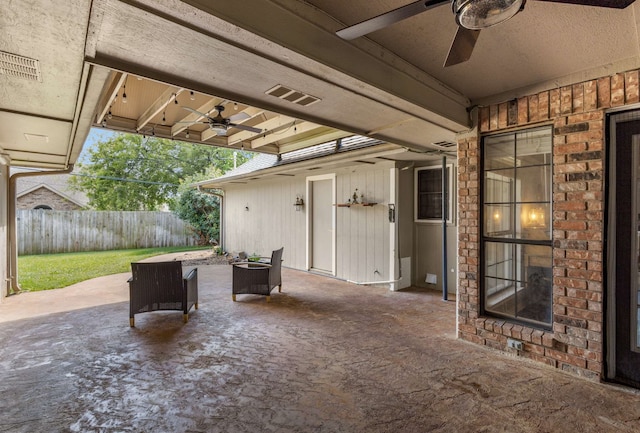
[7,165,74,295]
[197,186,224,253]
[442,155,448,301]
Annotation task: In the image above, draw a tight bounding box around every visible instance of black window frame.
[415,164,453,223]
[480,126,554,330]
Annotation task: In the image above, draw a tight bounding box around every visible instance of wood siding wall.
[223,163,393,283]
[17,210,197,255]
[224,178,308,270]
[335,166,391,283]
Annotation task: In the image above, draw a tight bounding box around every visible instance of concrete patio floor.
[1,260,640,432]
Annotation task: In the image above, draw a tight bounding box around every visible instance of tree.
[173,183,221,246]
[70,133,251,211]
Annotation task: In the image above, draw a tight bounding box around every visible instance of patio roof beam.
[136,87,185,132]
[227,113,296,146]
[95,71,127,124]
[278,130,351,154]
[251,120,323,149]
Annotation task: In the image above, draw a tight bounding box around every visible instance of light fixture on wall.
[294,196,304,211]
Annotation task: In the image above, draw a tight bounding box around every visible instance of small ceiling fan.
[336,0,636,67]
[180,105,262,136]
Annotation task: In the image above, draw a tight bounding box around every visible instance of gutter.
[7,165,74,296]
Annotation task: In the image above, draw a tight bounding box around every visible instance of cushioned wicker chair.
[128,261,198,327]
[232,247,283,302]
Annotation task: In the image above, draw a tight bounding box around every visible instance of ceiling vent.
[0,51,42,81]
[265,85,320,107]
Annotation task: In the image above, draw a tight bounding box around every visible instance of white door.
[307,175,335,274]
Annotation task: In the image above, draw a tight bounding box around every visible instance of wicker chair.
[232,247,283,302]
[128,261,198,327]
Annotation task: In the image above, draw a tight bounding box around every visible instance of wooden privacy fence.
[17,210,198,255]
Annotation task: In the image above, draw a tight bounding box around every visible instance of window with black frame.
[415,165,453,223]
[482,126,553,329]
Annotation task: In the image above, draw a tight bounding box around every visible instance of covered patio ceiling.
[93,71,352,155]
[1,0,639,169]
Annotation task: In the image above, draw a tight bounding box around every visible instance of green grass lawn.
[18,246,209,292]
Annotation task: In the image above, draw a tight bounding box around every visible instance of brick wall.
[17,187,83,211]
[457,69,640,381]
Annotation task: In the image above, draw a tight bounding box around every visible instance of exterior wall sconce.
[245,204,249,212]
[294,196,304,211]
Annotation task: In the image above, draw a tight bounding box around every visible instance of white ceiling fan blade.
[230,123,262,134]
[181,106,210,117]
[174,120,208,124]
[228,112,251,122]
[444,27,480,67]
[336,0,448,40]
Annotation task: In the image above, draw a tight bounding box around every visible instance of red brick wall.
[17,187,82,211]
[458,69,640,381]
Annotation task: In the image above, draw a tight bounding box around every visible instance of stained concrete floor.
[1,260,640,432]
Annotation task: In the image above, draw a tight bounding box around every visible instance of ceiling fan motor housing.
[453,0,525,30]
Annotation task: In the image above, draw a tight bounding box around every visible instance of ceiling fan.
[336,0,636,67]
[181,105,262,136]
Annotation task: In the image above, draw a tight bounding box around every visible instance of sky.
[78,128,118,163]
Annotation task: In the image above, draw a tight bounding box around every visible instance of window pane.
[519,245,552,325]
[516,128,552,167]
[485,242,513,280]
[516,166,551,203]
[517,203,551,240]
[416,166,451,221]
[485,278,517,317]
[484,242,551,327]
[484,204,513,237]
[485,169,514,203]
[418,193,442,219]
[419,169,441,192]
[485,135,515,170]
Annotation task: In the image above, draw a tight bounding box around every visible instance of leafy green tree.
[70,133,250,211]
[173,183,221,245]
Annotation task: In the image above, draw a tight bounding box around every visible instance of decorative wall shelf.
[335,202,378,208]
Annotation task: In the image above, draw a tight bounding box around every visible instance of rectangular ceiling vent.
[265,85,320,107]
[0,51,42,81]
[431,141,457,150]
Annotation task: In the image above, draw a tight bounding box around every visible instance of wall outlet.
[507,338,523,351]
